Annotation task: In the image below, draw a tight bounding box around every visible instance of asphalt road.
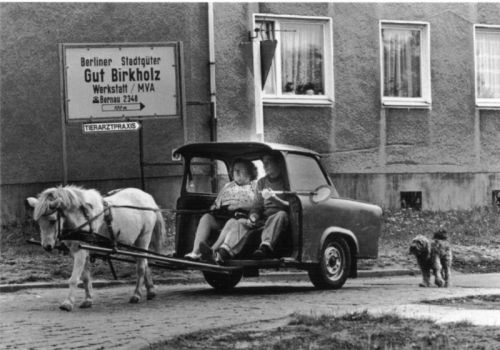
[2,273,500,350]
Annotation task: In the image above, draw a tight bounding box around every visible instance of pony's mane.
[34,185,101,220]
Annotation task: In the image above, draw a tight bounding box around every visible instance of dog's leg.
[443,257,451,288]
[419,267,431,287]
[433,256,444,287]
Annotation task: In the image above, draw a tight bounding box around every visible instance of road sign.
[63,43,180,121]
[101,103,145,112]
[82,121,141,133]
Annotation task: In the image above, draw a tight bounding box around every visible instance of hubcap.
[324,245,343,278]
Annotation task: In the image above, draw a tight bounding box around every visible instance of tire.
[202,270,243,290]
[308,236,351,289]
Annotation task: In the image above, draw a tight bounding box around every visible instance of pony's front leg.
[79,265,93,308]
[130,258,147,304]
[60,248,88,311]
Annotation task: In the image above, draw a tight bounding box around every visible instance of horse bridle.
[41,207,65,243]
[43,204,105,243]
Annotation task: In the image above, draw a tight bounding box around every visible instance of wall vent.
[400,191,422,210]
[493,190,500,207]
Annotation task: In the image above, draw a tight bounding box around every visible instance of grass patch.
[422,294,500,310]
[153,311,500,350]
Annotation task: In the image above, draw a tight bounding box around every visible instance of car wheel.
[308,236,351,289]
[202,270,243,290]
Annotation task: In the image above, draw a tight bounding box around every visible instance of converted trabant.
[172,142,383,290]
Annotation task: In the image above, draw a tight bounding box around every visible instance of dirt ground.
[4,208,500,284]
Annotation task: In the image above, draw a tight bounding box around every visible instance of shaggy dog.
[409,229,452,288]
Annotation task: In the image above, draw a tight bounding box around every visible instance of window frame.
[254,14,334,106]
[185,157,229,195]
[379,20,431,109]
[474,24,500,109]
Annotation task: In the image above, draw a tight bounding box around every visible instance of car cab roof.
[173,142,320,160]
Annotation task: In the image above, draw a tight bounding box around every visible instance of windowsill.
[263,96,333,107]
[476,103,500,110]
[382,100,431,109]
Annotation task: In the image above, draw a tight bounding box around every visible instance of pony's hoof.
[418,283,430,288]
[79,300,93,309]
[435,280,444,287]
[147,292,156,300]
[59,301,74,312]
[129,296,140,304]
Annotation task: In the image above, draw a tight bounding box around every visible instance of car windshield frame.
[284,152,337,196]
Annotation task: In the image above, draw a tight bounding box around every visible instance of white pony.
[27,185,166,311]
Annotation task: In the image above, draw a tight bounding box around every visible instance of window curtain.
[476,31,500,99]
[383,28,421,97]
[280,22,324,95]
[258,21,278,95]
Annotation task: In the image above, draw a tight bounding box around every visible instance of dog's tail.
[433,228,448,241]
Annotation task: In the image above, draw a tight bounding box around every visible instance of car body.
[172,142,383,289]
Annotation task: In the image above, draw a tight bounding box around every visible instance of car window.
[187,158,229,194]
[286,154,330,191]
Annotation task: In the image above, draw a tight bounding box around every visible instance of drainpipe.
[251,17,264,141]
[208,2,217,142]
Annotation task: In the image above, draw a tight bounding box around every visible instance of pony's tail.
[150,211,167,253]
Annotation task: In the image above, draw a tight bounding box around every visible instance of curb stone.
[0,269,416,293]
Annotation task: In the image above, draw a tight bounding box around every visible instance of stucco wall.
[2,2,500,223]
[0,2,211,223]
[254,3,500,174]
[213,2,260,142]
[332,172,500,211]
[249,2,500,209]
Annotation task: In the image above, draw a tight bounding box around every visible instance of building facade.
[1,2,500,224]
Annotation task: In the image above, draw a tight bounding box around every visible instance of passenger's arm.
[212,182,232,210]
[268,191,289,207]
[247,180,265,227]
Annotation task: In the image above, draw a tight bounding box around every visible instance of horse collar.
[80,205,94,234]
[103,200,113,223]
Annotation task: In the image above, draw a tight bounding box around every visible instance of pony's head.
[26,185,101,251]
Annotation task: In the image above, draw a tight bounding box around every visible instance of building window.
[255,15,333,105]
[400,191,422,210]
[475,25,500,108]
[380,21,431,108]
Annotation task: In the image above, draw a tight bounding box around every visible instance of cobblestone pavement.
[2,273,500,350]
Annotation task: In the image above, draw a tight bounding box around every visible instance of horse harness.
[50,200,160,250]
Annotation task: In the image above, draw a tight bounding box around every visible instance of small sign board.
[82,121,141,133]
[62,42,180,121]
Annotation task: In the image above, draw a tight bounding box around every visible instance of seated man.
[209,152,289,262]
